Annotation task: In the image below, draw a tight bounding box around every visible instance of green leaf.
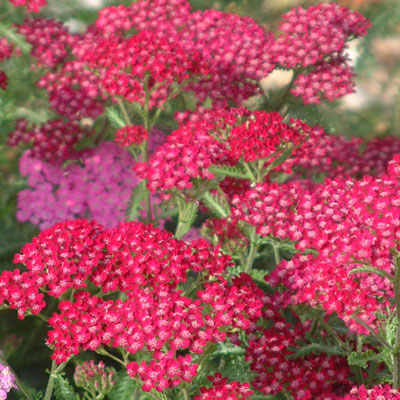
[0,23,31,53]
[262,145,294,178]
[105,106,126,129]
[107,373,137,400]
[348,350,386,369]
[201,190,231,218]
[250,268,268,285]
[53,374,80,400]
[350,266,394,282]
[126,182,148,222]
[208,164,250,180]
[14,107,51,124]
[175,200,198,239]
[287,343,346,359]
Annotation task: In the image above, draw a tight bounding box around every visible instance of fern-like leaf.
[175,200,198,239]
[201,190,230,218]
[350,266,394,282]
[105,106,126,129]
[0,23,31,53]
[53,374,79,400]
[107,373,138,400]
[208,164,250,180]
[287,343,346,359]
[125,182,148,222]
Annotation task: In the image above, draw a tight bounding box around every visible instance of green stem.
[242,162,257,184]
[272,69,299,113]
[271,242,281,266]
[96,347,126,367]
[244,227,258,273]
[0,353,34,400]
[182,387,190,400]
[117,98,132,126]
[352,315,391,350]
[43,360,57,400]
[133,388,140,400]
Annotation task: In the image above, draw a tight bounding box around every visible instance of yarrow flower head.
[17,18,75,68]
[0,72,7,91]
[272,3,370,69]
[115,125,149,147]
[94,0,275,113]
[194,373,253,400]
[0,38,13,63]
[245,292,351,399]
[81,30,209,109]
[8,119,93,164]
[74,361,115,398]
[0,363,17,400]
[340,385,400,399]
[37,61,107,120]
[9,0,46,12]
[136,108,318,194]
[271,3,370,104]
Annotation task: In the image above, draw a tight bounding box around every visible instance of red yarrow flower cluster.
[194,373,253,400]
[232,164,400,333]
[1,218,264,393]
[94,0,275,112]
[291,57,356,104]
[8,119,93,163]
[340,385,400,399]
[0,71,7,91]
[81,30,209,109]
[271,3,370,104]
[17,18,76,68]
[245,292,351,399]
[38,61,107,120]
[0,38,13,63]
[115,125,148,147]
[136,109,319,193]
[135,108,242,193]
[9,0,46,12]
[228,111,303,163]
[272,3,370,68]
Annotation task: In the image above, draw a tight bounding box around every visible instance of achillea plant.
[3,0,400,399]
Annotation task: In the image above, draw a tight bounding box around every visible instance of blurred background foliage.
[0,0,399,396]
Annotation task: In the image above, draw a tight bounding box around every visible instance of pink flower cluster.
[228,111,303,163]
[17,142,137,230]
[0,363,17,400]
[194,373,253,400]
[0,38,13,91]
